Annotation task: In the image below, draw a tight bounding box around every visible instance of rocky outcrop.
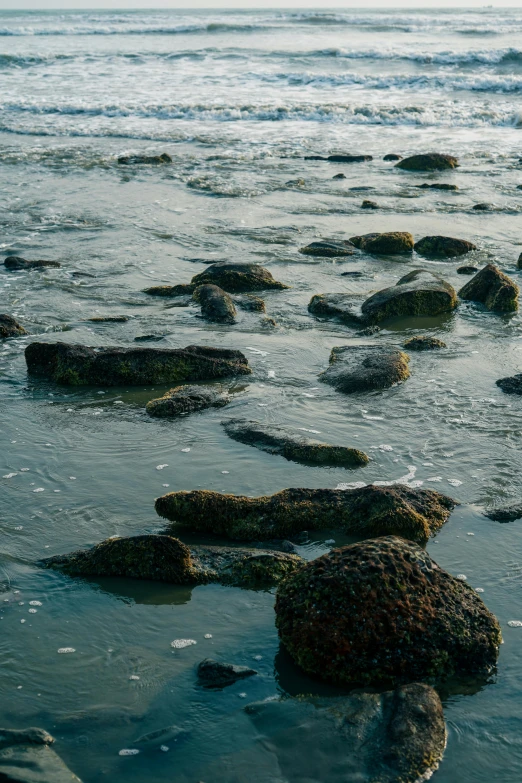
[146,385,229,418]
[305,154,372,163]
[396,153,458,171]
[0,727,82,783]
[155,485,456,544]
[404,336,446,351]
[4,256,61,270]
[299,241,355,257]
[0,314,26,338]
[320,345,410,392]
[496,374,522,395]
[41,534,303,589]
[417,183,459,191]
[117,153,172,164]
[414,235,477,258]
[308,293,365,325]
[25,342,251,386]
[197,659,257,688]
[517,252,522,269]
[485,503,522,522]
[221,418,369,467]
[193,284,237,324]
[458,264,519,312]
[275,536,501,687]
[349,232,414,254]
[361,270,457,323]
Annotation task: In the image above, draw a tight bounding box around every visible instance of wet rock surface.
[117,153,172,164]
[320,345,410,393]
[88,315,130,323]
[361,270,457,323]
[221,418,369,467]
[143,283,195,297]
[349,232,414,254]
[308,293,365,325]
[155,485,456,543]
[0,727,82,783]
[396,153,459,171]
[146,385,229,418]
[383,153,402,161]
[457,265,479,275]
[298,240,355,257]
[361,200,379,209]
[0,314,27,338]
[458,264,519,312]
[4,255,61,270]
[414,235,477,258]
[197,659,257,688]
[417,182,459,191]
[485,503,522,522]
[233,294,266,312]
[193,284,237,323]
[304,154,372,163]
[404,336,447,351]
[191,261,288,293]
[275,536,501,687]
[25,342,251,386]
[496,374,522,395]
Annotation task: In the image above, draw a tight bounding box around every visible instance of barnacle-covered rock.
[361,270,457,324]
[414,235,476,259]
[349,232,414,255]
[320,345,410,392]
[458,264,519,312]
[146,385,229,418]
[396,153,458,171]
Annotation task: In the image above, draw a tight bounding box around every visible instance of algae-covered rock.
[0,314,26,338]
[146,385,229,418]
[485,503,522,522]
[244,683,446,783]
[193,284,237,324]
[191,262,288,293]
[0,727,83,783]
[197,659,257,688]
[118,153,172,164]
[457,265,479,275]
[361,270,457,324]
[417,182,458,191]
[299,241,355,257]
[383,153,402,161]
[396,153,458,171]
[308,293,365,326]
[4,255,61,270]
[275,536,501,687]
[414,235,477,259]
[155,485,455,544]
[349,232,414,255]
[404,336,446,351]
[25,342,251,386]
[221,418,369,467]
[305,154,372,163]
[458,264,519,313]
[496,374,522,395]
[320,345,410,393]
[361,200,379,209]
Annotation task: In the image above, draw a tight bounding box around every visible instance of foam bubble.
[171,639,196,649]
[508,620,522,627]
[57,647,76,653]
[119,749,140,756]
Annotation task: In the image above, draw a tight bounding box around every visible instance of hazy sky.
[1,1,520,9]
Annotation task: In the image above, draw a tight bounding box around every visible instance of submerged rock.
[193,284,237,324]
[383,153,402,161]
[404,336,446,351]
[245,683,446,783]
[305,154,372,163]
[275,536,501,687]
[414,235,477,259]
[0,727,82,783]
[155,485,456,544]
[134,725,188,749]
[233,294,266,312]
[361,200,379,209]
[349,232,414,254]
[308,293,365,325]
[417,182,459,191]
[285,178,306,187]
[25,342,251,386]
[0,314,26,338]
[320,345,410,393]
[396,153,459,171]
[146,385,229,418]
[496,374,522,395]
[221,418,369,467]
[458,264,519,312]
[361,270,457,323]
[4,255,61,270]
[118,153,172,164]
[191,262,288,293]
[41,534,303,589]
[299,240,355,257]
[457,265,479,275]
[197,659,257,688]
[485,503,522,522]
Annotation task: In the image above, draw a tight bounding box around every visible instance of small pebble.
[129,675,140,681]
[475,588,484,593]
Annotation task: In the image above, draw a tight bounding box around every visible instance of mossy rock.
[275,536,501,687]
[349,232,414,255]
[146,385,229,418]
[496,374,522,395]
[458,264,519,313]
[191,262,288,293]
[118,153,172,164]
[0,314,26,338]
[299,241,355,257]
[361,270,457,324]
[4,256,61,270]
[404,336,446,351]
[414,235,477,259]
[155,485,456,544]
[308,293,365,326]
[193,284,237,324]
[320,345,410,393]
[396,153,458,171]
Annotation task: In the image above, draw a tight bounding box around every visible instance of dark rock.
[233,295,265,312]
[191,262,288,293]
[155,485,456,544]
[144,283,195,297]
[118,153,172,165]
[285,178,306,187]
[134,334,167,342]
[404,336,446,351]
[518,252,522,269]
[0,727,82,782]
[349,232,414,254]
[361,270,457,324]
[4,255,61,270]
[320,345,410,392]
[349,186,375,192]
[417,183,459,191]
[396,153,459,171]
[457,266,479,275]
[458,264,519,312]
[383,153,402,161]
[308,293,365,325]
[134,725,188,749]
[88,316,129,323]
[340,271,367,278]
[221,418,369,467]
[357,325,381,336]
[146,385,229,418]
[193,284,237,324]
[332,173,346,179]
[485,503,522,522]
[197,659,257,688]
[245,683,446,783]
[361,200,379,209]
[25,342,251,386]
[496,374,522,395]
[414,235,477,259]
[275,536,501,687]
[0,314,26,338]
[305,154,372,163]
[299,240,355,257]
[473,203,492,211]
[261,317,277,328]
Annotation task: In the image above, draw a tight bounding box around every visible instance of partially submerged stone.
[144,283,195,297]
[147,385,229,418]
[404,336,446,351]
[308,293,365,325]
[473,202,492,211]
[361,200,379,209]
[517,251,522,269]
[349,232,414,254]
[383,153,402,161]
[396,153,459,171]
[233,294,265,312]
[25,342,251,386]
[191,262,287,293]
[485,503,522,522]
[88,315,129,323]
[457,265,479,275]
[155,485,456,544]
[496,374,522,395]
[417,183,459,191]
[0,727,82,783]
[305,154,372,163]
[320,345,410,393]
[0,314,26,338]
[275,536,501,687]
[221,418,369,467]
[134,725,188,749]
[458,264,519,312]
[285,178,306,187]
[193,284,237,324]
[4,255,61,270]
[299,241,355,257]
[361,270,457,324]
[197,659,257,688]
[118,153,172,164]
[332,172,346,179]
[414,235,477,259]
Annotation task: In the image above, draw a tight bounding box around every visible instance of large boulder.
[414,235,477,258]
[299,241,355,257]
[308,293,365,326]
[146,385,229,418]
[496,374,522,395]
[221,418,369,467]
[0,314,26,338]
[0,727,82,782]
[396,153,458,171]
[117,153,171,164]
[193,284,237,324]
[320,345,410,392]
[458,264,519,312]
[4,256,60,270]
[191,262,288,293]
[25,342,251,386]
[361,270,457,324]
[155,485,456,544]
[349,232,414,255]
[244,683,446,783]
[275,536,501,687]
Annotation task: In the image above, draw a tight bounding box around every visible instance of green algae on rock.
[25,342,251,386]
[275,536,501,688]
[0,314,27,338]
[458,264,519,313]
[404,336,447,351]
[0,727,83,783]
[414,235,477,259]
[396,153,459,171]
[146,384,229,418]
[361,270,457,324]
[349,232,414,255]
[193,284,237,324]
[299,241,355,257]
[4,255,61,270]
[155,485,456,544]
[221,418,369,467]
[320,345,410,393]
[308,293,365,326]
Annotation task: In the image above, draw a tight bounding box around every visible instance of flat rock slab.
[496,374,522,395]
[193,284,237,324]
[25,342,251,386]
[155,485,456,544]
[222,418,369,467]
[349,232,414,254]
[0,727,82,783]
[308,293,365,325]
[361,270,457,323]
[0,315,26,338]
[147,385,229,418]
[243,683,446,783]
[299,241,355,257]
[197,659,257,688]
[414,235,477,258]
[459,264,519,312]
[4,256,61,270]
[396,153,459,171]
[320,345,410,393]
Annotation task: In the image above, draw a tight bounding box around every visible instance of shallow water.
[1,7,522,782]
